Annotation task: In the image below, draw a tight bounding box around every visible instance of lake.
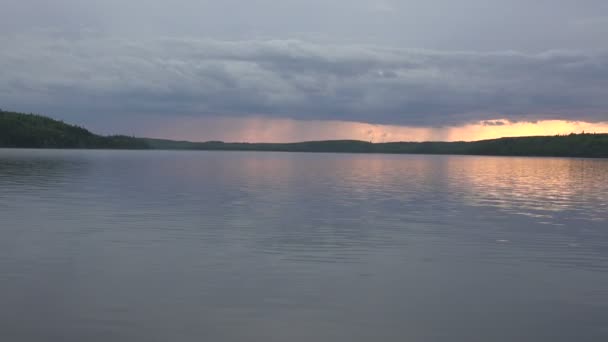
[0,149,607,342]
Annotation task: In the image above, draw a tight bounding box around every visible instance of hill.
[0,110,148,149]
[1,109,607,157]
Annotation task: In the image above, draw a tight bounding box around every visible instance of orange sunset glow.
[144,117,608,143]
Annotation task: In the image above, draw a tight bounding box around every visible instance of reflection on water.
[0,149,607,342]
[454,157,608,222]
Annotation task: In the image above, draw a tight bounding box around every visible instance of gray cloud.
[3,1,608,52]
[1,31,607,126]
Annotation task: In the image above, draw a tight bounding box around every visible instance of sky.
[1,0,607,142]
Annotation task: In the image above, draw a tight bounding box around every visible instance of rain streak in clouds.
[1,0,608,140]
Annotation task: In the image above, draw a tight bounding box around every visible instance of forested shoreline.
[2,110,607,157]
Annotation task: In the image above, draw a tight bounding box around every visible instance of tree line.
[2,109,607,157]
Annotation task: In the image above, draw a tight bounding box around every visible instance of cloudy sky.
[2,0,608,141]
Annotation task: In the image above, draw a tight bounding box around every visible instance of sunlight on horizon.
[142,116,608,143]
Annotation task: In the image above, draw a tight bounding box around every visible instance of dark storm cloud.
[1,32,607,126]
[481,121,508,126]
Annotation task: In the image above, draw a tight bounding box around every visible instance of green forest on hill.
[1,109,607,157]
[0,110,147,149]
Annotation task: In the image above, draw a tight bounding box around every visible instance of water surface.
[1,149,607,341]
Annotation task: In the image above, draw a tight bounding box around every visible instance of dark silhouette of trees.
[0,110,149,149]
[2,109,607,157]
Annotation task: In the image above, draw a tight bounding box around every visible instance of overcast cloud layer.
[1,1,608,127]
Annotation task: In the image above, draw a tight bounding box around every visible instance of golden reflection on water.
[104,150,608,228]
[446,156,608,222]
[220,153,608,225]
[1,149,608,342]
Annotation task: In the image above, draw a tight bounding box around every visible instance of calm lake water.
[0,149,607,342]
